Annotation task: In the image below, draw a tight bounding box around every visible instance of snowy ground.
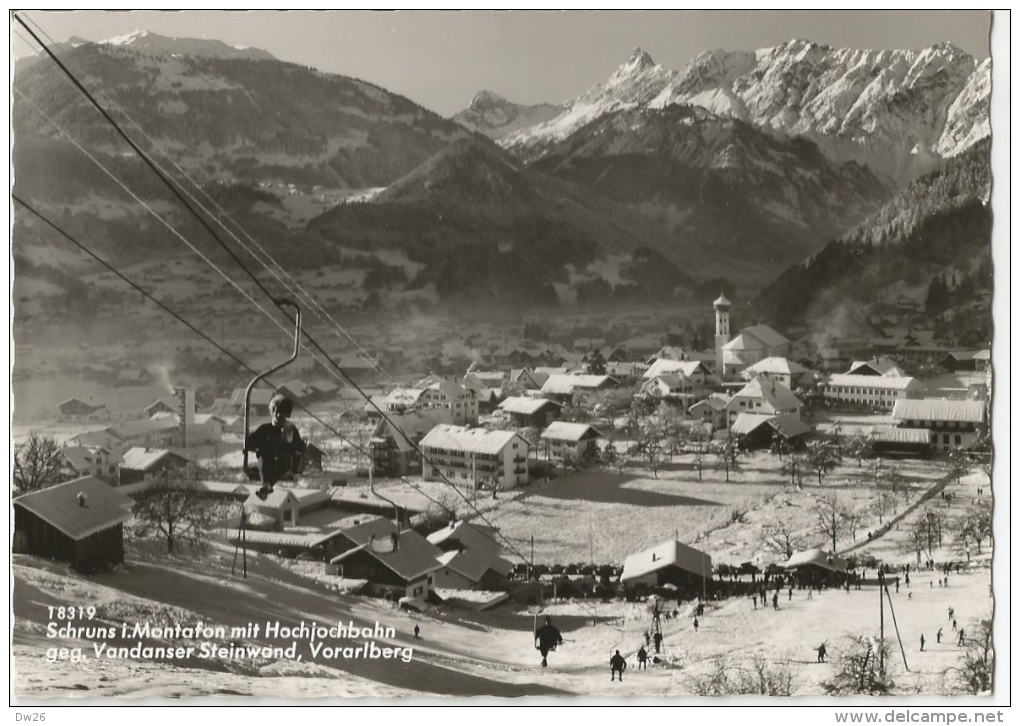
[12,461,999,700]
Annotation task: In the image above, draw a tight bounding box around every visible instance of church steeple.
[713,293,731,377]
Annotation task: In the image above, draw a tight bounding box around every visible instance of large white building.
[824,373,925,411]
[891,399,987,451]
[420,424,529,492]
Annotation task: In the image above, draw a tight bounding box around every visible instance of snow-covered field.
[12,462,998,700]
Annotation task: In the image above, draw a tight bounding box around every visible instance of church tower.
[713,293,731,377]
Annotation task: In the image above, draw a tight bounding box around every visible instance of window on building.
[954,434,962,445]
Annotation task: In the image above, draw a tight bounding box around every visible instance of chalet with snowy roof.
[620,539,712,596]
[847,357,907,377]
[539,374,619,402]
[143,397,179,418]
[241,486,331,530]
[689,393,729,431]
[540,422,602,462]
[720,324,791,377]
[462,370,508,392]
[940,349,991,372]
[784,548,848,587]
[415,379,478,425]
[725,377,802,428]
[427,520,504,556]
[743,357,811,389]
[13,476,134,570]
[330,518,443,600]
[510,368,546,391]
[59,446,121,486]
[420,424,529,492]
[57,397,110,423]
[370,409,453,476]
[382,386,427,414]
[729,413,812,449]
[645,346,688,366]
[227,528,351,561]
[118,447,189,487]
[497,396,562,429]
[824,373,925,411]
[891,399,987,451]
[433,547,514,590]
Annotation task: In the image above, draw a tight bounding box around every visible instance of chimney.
[176,387,196,448]
[77,492,87,507]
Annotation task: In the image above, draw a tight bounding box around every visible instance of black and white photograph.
[9,9,1006,705]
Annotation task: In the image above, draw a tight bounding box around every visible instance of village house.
[415,378,479,425]
[118,448,190,487]
[689,393,729,431]
[330,518,443,600]
[108,417,181,452]
[308,379,340,402]
[13,476,134,571]
[420,424,529,493]
[142,396,179,418]
[891,399,987,451]
[620,539,713,597]
[784,548,849,588]
[370,409,453,477]
[382,387,428,414]
[621,336,662,361]
[427,520,504,556]
[57,397,110,423]
[940,349,991,372]
[433,547,514,591]
[743,356,811,389]
[276,380,316,406]
[824,373,926,411]
[116,368,152,387]
[847,356,907,377]
[229,387,275,417]
[539,374,619,403]
[66,428,124,451]
[509,368,547,391]
[540,422,602,463]
[729,412,812,449]
[59,446,121,486]
[497,397,562,429]
[644,345,688,366]
[241,486,331,530]
[724,377,802,428]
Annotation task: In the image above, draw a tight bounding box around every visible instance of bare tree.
[954,503,993,556]
[131,463,213,555]
[713,433,743,483]
[689,656,798,696]
[764,521,803,560]
[14,433,66,493]
[805,441,839,485]
[781,453,805,487]
[816,492,851,552]
[637,421,665,478]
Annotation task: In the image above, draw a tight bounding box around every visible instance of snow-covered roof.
[245,488,300,510]
[541,374,617,394]
[420,424,525,456]
[384,387,427,407]
[690,395,729,413]
[848,358,906,377]
[643,359,708,380]
[713,294,731,308]
[621,540,712,583]
[728,377,802,411]
[891,399,986,423]
[746,356,807,376]
[14,476,133,541]
[426,520,503,554]
[784,548,848,573]
[331,524,444,582]
[868,426,933,445]
[540,421,602,443]
[722,324,789,352]
[827,374,924,391]
[498,397,560,415]
[120,447,186,471]
[437,547,514,582]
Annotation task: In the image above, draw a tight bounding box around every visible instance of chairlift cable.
[17,14,532,567]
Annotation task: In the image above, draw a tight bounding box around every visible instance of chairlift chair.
[242,299,302,482]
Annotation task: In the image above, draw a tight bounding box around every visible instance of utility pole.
[879,571,885,675]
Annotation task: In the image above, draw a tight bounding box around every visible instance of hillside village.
[13,292,994,697]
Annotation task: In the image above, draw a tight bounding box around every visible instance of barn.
[13,476,134,571]
[620,539,712,598]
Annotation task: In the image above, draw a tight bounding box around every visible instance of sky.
[10,9,995,117]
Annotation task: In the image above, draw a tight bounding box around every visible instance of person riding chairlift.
[246,393,305,500]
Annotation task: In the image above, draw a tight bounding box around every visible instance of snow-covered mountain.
[95,29,276,60]
[451,91,562,140]
[506,40,990,184]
